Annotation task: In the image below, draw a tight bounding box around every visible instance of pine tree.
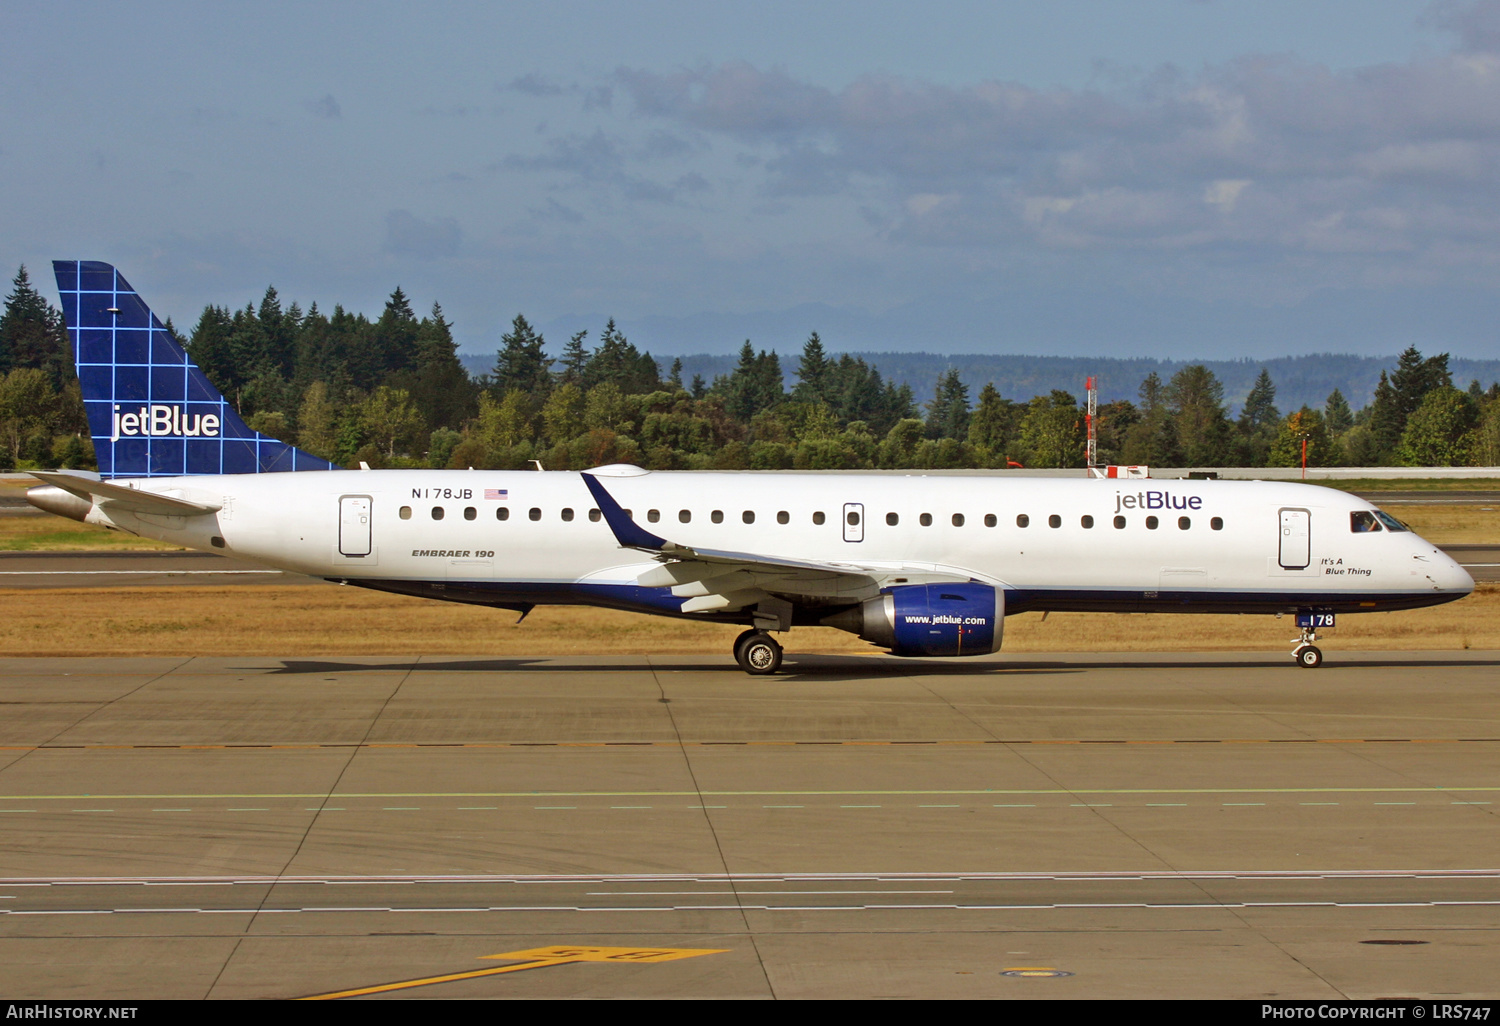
[494,314,551,396]
[371,286,420,381]
[1239,369,1280,432]
[1,266,71,386]
[1325,388,1354,435]
[925,369,970,440]
[559,330,589,386]
[792,332,830,405]
[1165,365,1232,466]
[723,341,784,422]
[967,382,1020,464]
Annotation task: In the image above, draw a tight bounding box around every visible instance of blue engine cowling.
[829,583,1004,657]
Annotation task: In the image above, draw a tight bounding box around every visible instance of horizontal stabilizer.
[30,469,222,517]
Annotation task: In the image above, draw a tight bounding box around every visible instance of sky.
[5,1,1500,362]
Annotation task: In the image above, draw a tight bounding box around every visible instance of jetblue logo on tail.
[112,405,221,441]
[53,261,338,478]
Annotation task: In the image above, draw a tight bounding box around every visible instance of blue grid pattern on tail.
[52,261,339,479]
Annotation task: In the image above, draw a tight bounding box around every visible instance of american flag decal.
[485,488,508,500]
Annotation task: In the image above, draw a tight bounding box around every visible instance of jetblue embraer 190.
[25,262,1475,673]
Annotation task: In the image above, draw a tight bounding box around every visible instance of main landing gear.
[1291,625,1323,669]
[733,629,783,675]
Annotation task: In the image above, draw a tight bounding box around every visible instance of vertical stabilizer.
[52,261,339,478]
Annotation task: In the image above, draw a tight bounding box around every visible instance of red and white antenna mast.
[1085,375,1098,474]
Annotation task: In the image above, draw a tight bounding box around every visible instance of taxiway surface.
[0,651,1497,999]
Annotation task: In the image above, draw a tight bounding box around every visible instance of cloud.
[608,24,1500,273]
[507,73,563,97]
[303,94,342,120]
[383,210,461,259]
[498,129,704,203]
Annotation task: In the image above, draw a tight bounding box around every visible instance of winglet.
[581,473,668,551]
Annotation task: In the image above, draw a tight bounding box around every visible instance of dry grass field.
[1,582,1494,658]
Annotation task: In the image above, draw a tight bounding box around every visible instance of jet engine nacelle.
[825,582,1004,657]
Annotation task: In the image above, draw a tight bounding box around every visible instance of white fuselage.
[84,468,1474,623]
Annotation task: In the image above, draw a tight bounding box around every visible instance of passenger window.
[464,506,477,521]
[920,513,932,527]
[1114,515,1126,529]
[1178,516,1190,530]
[496,507,510,521]
[952,513,965,527]
[678,510,691,523]
[647,509,661,523]
[777,511,789,524]
[1351,511,1382,532]
[528,507,541,521]
[1211,517,1223,531]
[812,511,826,525]
[1048,514,1061,528]
[1081,515,1094,529]
[399,506,412,520]
[1146,516,1159,530]
[887,512,899,526]
[1017,514,1030,528]
[589,508,601,522]
[431,506,444,521]
[711,510,724,524]
[984,514,997,527]
[742,511,755,524]
[847,510,861,526]
[561,508,574,522]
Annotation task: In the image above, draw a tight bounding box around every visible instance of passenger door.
[1278,508,1310,570]
[339,495,372,557]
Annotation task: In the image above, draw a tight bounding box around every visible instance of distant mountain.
[459,351,1500,416]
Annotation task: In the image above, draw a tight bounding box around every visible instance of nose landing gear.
[733,629,783,675]
[1292,625,1323,668]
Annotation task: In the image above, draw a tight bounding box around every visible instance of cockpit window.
[1350,511,1382,533]
[1374,511,1409,532]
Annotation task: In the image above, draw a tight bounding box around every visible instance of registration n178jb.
[25,262,1475,673]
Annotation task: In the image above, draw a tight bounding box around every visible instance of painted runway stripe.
[4,785,1499,801]
[3,869,1495,886]
[7,899,1500,916]
[0,797,1495,814]
[3,736,1497,751]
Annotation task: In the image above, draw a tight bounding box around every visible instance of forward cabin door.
[339,495,373,557]
[1278,508,1310,570]
[843,502,864,543]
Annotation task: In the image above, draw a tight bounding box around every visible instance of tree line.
[2,264,1498,473]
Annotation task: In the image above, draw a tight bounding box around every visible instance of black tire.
[1296,645,1323,669]
[735,631,783,675]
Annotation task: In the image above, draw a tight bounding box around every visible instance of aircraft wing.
[29,470,223,517]
[581,472,975,617]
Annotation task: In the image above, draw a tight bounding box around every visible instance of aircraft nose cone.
[1431,551,1475,596]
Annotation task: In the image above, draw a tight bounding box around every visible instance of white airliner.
[25,262,1475,673]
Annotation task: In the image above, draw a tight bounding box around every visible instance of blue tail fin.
[53,261,339,478]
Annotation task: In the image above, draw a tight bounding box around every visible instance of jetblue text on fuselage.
[110,405,220,442]
[1114,490,1204,514]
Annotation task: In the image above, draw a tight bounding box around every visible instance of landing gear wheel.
[1295,645,1323,669]
[734,630,783,675]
